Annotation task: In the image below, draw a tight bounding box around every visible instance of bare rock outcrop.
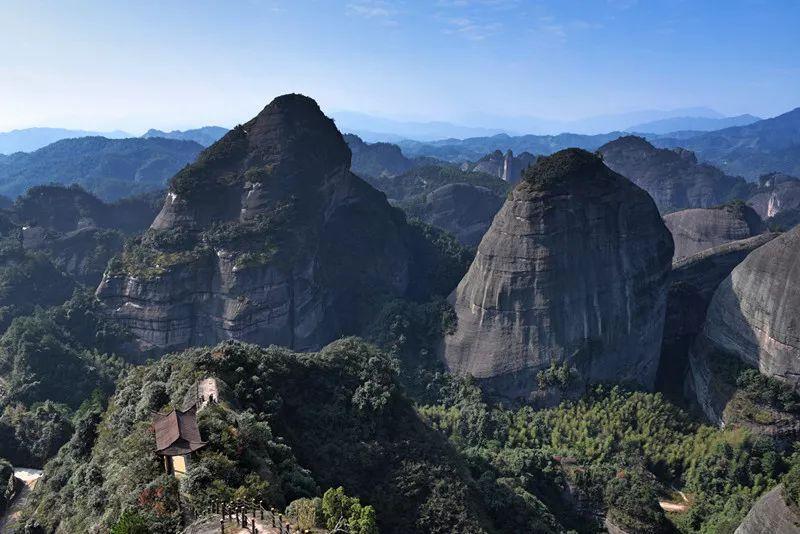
[747,172,800,229]
[466,149,537,184]
[97,94,414,354]
[402,183,503,247]
[735,485,800,534]
[699,225,800,385]
[443,149,673,401]
[657,233,778,399]
[664,203,765,260]
[599,136,747,213]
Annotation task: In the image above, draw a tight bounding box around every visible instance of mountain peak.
[169,94,350,199]
[245,94,349,166]
[519,148,606,192]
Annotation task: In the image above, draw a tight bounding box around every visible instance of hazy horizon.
[1,0,798,133]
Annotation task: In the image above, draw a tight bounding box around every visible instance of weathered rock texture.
[403,183,503,247]
[97,94,414,354]
[599,136,746,213]
[344,133,416,178]
[699,225,800,385]
[443,149,674,401]
[735,485,800,534]
[664,204,765,260]
[465,149,537,184]
[748,172,800,229]
[657,233,778,400]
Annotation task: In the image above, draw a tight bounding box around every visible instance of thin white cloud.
[346,0,399,24]
[444,17,503,41]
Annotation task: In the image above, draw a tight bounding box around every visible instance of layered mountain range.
[3,93,800,534]
[142,126,228,147]
[654,107,800,179]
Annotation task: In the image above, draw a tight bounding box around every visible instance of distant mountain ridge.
[653,107,800,179]
[0,136,202,200]
[627,114,761,135]
[142,125,228,146]
[397,132,623,162]
[335,106,726,139]
[0,127,131,154]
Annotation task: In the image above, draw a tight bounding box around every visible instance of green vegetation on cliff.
[17,339,532,534]
[0,292,132,467]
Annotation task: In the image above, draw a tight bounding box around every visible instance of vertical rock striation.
[97,94,413,354]
[442,148,674,401]
[698,225,800,385]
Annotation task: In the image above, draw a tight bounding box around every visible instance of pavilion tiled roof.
[152,405,207,456]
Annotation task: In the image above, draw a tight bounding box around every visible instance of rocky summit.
[442,148,673,401]
[96,94,414,353]
[663,203,765,260]
[598,135,746,213]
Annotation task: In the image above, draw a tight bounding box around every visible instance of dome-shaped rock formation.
[97,94,414,353]
[664,203,765,260]
[698,224,800,385]
[442,148,674,401]
[657,233,778,400]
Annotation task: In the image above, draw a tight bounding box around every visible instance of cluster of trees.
[13,339,500,533]
[0,292,130,468]
[418,381,797,533]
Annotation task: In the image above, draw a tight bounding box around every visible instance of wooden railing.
[206,498,313,533]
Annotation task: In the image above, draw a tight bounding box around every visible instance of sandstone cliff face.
[403,183,503,247]
[664,204,765,260]
[660,233,778,400]
[747,173,800,227]
[344,133,416,178]
[699,225,800,385]
[599,136,746,213]
[97,94,413,354]
[466,150,537,184]
[735,485,800,534]
[443,149,673,401]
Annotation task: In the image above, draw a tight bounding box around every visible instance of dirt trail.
[0,468,43,531]
[659,490,690,513]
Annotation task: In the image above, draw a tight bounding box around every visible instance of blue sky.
[0,0,798,133]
